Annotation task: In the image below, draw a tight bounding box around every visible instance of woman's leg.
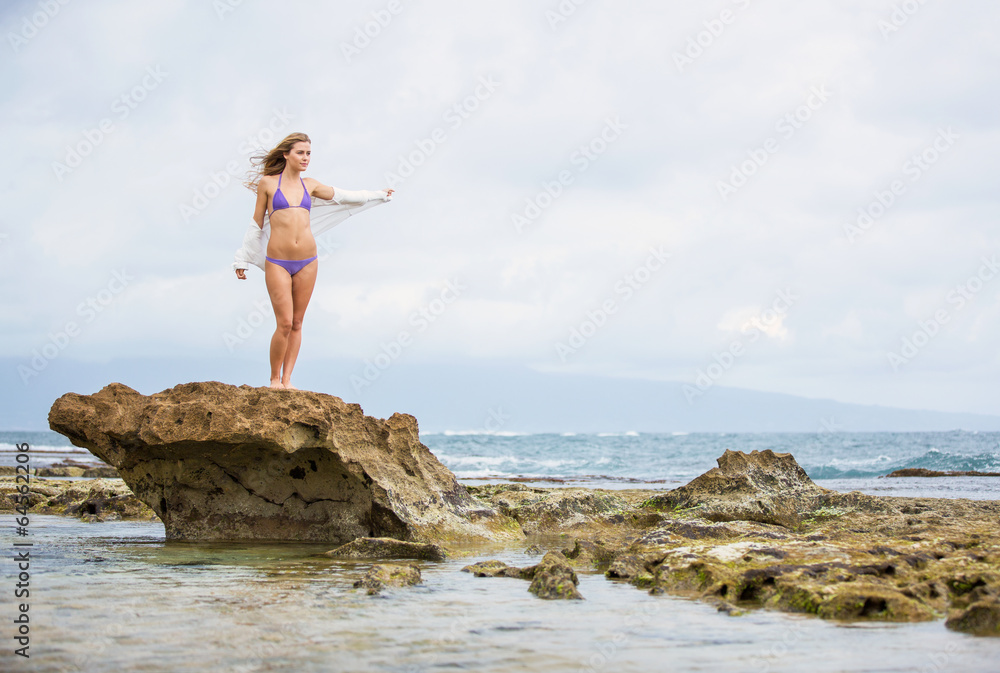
[280,260,318,389]
[265,261,294,388]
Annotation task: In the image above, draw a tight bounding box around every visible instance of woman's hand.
[386,189,394,197]
[235,268,247,280]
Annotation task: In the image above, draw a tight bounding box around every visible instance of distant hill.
[3,357,999,433]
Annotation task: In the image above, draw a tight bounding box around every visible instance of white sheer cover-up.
[232,188,392,271]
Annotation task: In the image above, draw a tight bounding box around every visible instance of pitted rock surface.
[48,382,520,543]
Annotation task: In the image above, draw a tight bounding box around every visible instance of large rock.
[644,449,895,528]
[48,382,520,543]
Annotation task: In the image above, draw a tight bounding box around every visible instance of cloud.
[2,0,998,416]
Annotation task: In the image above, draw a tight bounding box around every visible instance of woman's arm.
[307,178,394,204]
[252,178,269,227]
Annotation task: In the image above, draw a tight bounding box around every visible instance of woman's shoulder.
[257,173,278,191]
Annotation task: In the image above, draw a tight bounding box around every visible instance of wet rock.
[35,466,86,477]
[528,552,583,600]
[606,553,652,585]
[813,586,936,622]
[561,539,613,567]
[885,468,1000,478]
[642,450,895,529]
[463,552,584,599]
[326,537,447,561]
[469,484,630,534]
[48,382,519,543]
[353,564,422,595]
[461,560,530,579]
[946,599,1000,636]
[38,478,157,520]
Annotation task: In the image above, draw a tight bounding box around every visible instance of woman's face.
[284,141,311,172]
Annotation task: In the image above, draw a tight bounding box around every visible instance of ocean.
[4,430,999,671]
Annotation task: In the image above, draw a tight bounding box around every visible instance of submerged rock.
[462,552,583,599]
[326,537,447,561]
[353,564,422,595]
[48,382,520,543]
[461,560,530,579]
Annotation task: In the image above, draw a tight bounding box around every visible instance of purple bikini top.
[272,172,311,213]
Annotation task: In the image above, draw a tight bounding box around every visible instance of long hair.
[244,132,311,192]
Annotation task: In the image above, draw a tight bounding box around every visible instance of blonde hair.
[244,132,311,192]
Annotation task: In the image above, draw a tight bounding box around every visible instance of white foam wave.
[0,444,86,453]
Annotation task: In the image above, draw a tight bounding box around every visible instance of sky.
[2,0,999,426]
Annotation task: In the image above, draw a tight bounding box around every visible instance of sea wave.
[0,444,87,454]
[805,450,1000,480]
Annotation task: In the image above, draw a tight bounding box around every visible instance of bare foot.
[269,379,284,389]
[282,382,298,390]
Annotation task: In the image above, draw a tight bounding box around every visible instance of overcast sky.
[2,0,998,420]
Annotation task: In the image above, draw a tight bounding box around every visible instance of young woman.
[234,132,393,389]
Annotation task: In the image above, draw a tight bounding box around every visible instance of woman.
[233,132,393,389]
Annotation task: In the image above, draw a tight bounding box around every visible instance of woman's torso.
[265,174,316,260]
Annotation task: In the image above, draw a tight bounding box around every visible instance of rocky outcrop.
[353,564,422,595]
[48,382,520,543]
[0,476,157,521]
[641,449,895,528]
[326,537,447,561]
[466,483,639,534]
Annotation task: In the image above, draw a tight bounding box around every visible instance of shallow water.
[13,515,999,673]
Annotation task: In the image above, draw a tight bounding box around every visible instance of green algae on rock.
[353,564,422,595]
[462,552,583,600]
[326,537,448,561]
[0,476,157,521]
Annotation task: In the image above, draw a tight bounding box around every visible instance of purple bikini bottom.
[266,256,317,276]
